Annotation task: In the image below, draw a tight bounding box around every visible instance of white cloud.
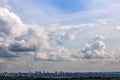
[81,35,114,59]
[0,7,82,62]
[114,26,120,32]
[0,7,120,63]
[96,19,113,25]
[48,23,96,42]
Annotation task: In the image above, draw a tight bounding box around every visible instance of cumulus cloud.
[0,7,53,60]
[0,7,80,61]
[34,46,77,61]
[48,23,96,42]
[81,35,113,59]
[0,7,29,58]
[0,7,119,63]
[0,8,28,39]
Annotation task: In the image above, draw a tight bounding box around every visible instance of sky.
[0,0,120,72]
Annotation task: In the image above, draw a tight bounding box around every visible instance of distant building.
[0,71,120,78]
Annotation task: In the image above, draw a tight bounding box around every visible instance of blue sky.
[40,0,86,13]
[0,0,120,72]
[8,0,93,25]
[8,0,120,25]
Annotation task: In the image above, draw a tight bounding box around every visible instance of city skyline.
[0,0,120,72]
